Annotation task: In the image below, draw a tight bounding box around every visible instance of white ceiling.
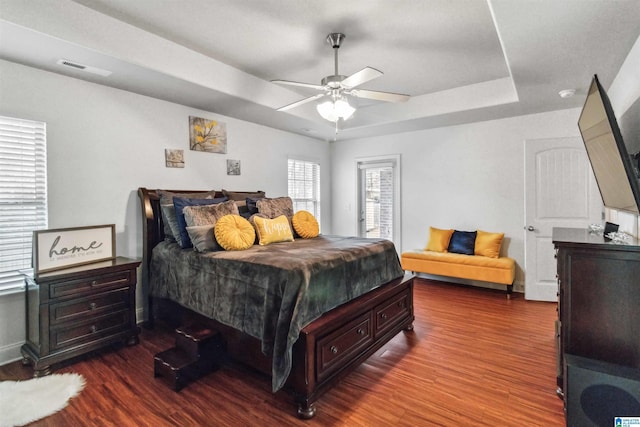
[1,0,639,141]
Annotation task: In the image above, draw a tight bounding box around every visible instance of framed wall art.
[189,116,227,154]
[165,149,185,168]
[33,224,116,277]
[227,159,241,175]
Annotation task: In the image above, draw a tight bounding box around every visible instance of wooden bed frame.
[138,187,415,418]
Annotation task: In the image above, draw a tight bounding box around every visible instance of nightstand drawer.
[50,288,130,325]
[49,270,132,300]
[50,310,130,351]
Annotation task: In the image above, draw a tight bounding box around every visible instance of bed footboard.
[290,273,414,418]
[149,274,414,419]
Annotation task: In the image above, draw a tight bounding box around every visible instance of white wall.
[0,59,331,364]
[330,108,583,289]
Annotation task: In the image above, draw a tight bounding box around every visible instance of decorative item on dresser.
[553,227,640,422]
[32,224,116,276]
[21,257,141,377]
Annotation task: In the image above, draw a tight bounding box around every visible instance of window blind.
[0,116,47,292]
[288,159,320,225]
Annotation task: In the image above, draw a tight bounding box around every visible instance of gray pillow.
[256,197,294,218]
[186,225,218,252]
[183,200,239,227]
[160,204,179,242]
[183,200,240,251]
[158,189,217,242]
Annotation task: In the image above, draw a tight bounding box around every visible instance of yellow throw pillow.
[291,210,319,239]
[475,230,505,258]
[253,215,294,246]
[425,227,454,252]
[214,214,255,251]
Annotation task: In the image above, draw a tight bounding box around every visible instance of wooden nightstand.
[21,257,141,377]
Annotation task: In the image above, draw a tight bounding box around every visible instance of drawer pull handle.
[90,325,97,333]
[397,301,405,308]
[330,346,338,354]
[89,302,97,310]
[380,313,388,320]
[90,280,98,287]
[356,328,364,335]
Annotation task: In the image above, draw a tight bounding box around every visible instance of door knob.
[525,226,535,232]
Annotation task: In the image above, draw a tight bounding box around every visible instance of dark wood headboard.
[137,187,264,282]
[137,187,221,270]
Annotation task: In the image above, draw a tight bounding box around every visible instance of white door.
[524,137,602,301]
[356,155,401,249]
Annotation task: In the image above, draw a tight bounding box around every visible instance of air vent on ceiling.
[56,59,112,77]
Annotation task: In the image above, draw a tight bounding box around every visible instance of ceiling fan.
[272,33,410,122]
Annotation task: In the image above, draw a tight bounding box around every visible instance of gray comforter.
[149,235,404,391]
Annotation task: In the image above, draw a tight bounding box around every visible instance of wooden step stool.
[154,324,223,391]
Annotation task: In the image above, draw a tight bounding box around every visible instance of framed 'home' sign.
[33,224,116,277]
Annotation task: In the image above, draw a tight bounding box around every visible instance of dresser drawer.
[316,312,373,381]
[375,290,411,336]
[49,270,132,300]
[50,310,130,351]
[49,288,130,326]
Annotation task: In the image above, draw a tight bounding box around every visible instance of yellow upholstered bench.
[401,227,516,298]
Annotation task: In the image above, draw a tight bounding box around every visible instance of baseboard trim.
[136,306,145,324]
[0,341,24,366]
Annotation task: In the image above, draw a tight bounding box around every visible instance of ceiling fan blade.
[351,89,410,103]
[271,80,325,91]
[277,93,326,111]
[341,67,383,88]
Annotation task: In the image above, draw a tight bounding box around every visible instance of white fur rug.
[0,373,85,427]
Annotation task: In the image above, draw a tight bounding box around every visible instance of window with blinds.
[0,116,48,292]
[288,159,320,225]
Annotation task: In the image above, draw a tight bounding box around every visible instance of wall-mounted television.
[578,75,640,215]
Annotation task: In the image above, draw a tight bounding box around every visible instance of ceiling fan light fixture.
[273,32,408,121]
[317,97,356,122]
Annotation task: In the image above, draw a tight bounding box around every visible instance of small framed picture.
[227,159,241,175]
[33,224,116,277]
[165,149,185,168]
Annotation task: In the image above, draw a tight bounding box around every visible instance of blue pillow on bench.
[448,230,477,255]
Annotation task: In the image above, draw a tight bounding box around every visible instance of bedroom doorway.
[356,155,401,250]
[524,137,602,301]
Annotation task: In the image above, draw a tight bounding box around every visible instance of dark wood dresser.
[21,257,141,376]
[552,227,640,398]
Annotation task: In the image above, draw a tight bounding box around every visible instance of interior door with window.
[524,137,602,301]
[356,155,401,249]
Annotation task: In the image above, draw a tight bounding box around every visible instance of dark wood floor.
[1,278,565,426]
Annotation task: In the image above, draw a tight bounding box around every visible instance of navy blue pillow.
[173,196,227,248]
[246,197,260,215]
[448,230,477,255]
